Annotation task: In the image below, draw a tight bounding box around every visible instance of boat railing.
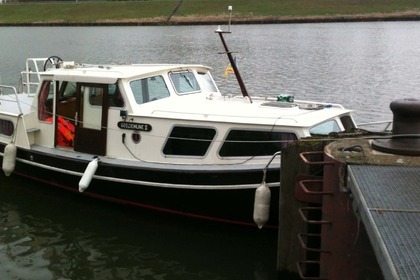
[0,85,23,114]
[357,120,393,132]
[248,95,346,108]
[19,58,47,95]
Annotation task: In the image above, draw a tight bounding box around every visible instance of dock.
[277,137,420,279]
[348,164,420,280]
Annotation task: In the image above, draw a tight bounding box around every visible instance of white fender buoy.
[2,143,17,176]
[79,158,99,192]
[253,182,271,229]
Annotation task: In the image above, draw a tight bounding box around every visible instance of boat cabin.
[0,57,357,227]
[1,58,356,167]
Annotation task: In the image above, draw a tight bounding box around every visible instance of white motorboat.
[0,29,356,228]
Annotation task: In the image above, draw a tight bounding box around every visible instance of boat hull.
[0,144,280,228]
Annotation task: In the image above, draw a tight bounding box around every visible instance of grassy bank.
[0,0,419,25]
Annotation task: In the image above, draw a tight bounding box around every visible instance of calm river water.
[0,22,420,279]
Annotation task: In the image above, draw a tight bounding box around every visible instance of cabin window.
[163,126,216,156]
[108,84,124,107]
[130,75,170,105]
[88,87,104,106]
[219,130,297,157]
[54,81,77,125]
[0,119,14,136]
[58,81,76,100]
[309,120,341,136]
[197,71,218,93]
[170,71,201,94]
[79,85,106,130]
[340,115,356,131]
[38,80,54,122]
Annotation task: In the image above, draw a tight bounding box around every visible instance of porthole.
[0,119,14,136]
[132,131,141,144]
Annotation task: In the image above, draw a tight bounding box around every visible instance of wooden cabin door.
[74,83,108,156]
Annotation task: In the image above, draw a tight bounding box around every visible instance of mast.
[215,6,252,103]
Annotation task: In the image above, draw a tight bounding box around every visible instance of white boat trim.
[11,154,279,190]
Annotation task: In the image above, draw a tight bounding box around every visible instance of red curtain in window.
[38,81,52,121]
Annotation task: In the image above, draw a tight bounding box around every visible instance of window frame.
[169,71,201,95]
[218,129,298,158]
[38,80,54,123]
[130,75,170,105]
[162,125,217,158]
[309,119,341,136]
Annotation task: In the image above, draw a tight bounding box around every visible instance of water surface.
[1,22,420,279]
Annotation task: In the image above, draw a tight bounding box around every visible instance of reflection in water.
[0,176,278,280]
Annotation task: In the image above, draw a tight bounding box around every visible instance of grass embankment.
[0,0,419,25]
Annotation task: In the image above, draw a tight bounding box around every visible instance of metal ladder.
[295,151,334,279]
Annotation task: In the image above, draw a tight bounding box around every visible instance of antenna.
[228,5,232,32]
[215,6,252,103]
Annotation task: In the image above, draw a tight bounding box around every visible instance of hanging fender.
[79,158,99,192]
[253,182,271,229]
[2,143,17,176]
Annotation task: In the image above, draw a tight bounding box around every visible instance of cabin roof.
[42,63,211,82]
[142,95,353,128]
[38,61,353,129]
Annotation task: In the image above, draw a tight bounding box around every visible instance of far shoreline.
[1,12,420,26]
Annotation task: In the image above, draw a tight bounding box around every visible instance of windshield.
[197,71,218,93]
[169,71,201,94]
[309,120,341,135]
[130,75,170,104]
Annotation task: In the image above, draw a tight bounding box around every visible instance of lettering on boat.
[117,121,152,131]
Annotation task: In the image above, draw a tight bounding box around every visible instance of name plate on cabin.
[117,122,152,131]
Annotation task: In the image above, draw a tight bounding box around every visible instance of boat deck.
[347,165,420,280]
